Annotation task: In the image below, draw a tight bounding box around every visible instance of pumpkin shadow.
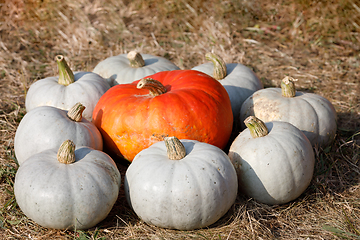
[226,64,262,111]
[102,58,160,86]
[91,162,139,230]
[91,110,137,229]
[144,58,159,65]
[92,109,130,166]
[73,147,92,162]
[310,110,360,194]
[181,140,195,154]
[73,71,93,80]
[228,149,277,205]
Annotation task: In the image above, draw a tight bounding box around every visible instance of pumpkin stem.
[137,78,167,96]
[67,102,85,122]
[205,52,227,80]
[164,136,187,160]
[127,51,145,68]
[57,140,76,164]
[56,55,75,86]
[281,76,298,98]
[244,116,269,138]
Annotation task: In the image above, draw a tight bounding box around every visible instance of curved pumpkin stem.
[205,52,227,80]
[127,51,145,68]
[57,140,76,164]
[67,102,85,122]
[56,55,75,86]
[244,116,269,138]
[164,136,187,160]
[281,76,298,98]
[137,78,167,96]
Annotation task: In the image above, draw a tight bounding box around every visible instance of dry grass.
[0,0,359,239]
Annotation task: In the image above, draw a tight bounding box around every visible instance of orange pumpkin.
[92,70,233,161]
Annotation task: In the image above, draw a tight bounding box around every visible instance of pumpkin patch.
[2,0,358,237]
[11,52,340,231]
[10,51,340,232]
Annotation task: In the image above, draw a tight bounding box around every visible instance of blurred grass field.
[0,0,359,239]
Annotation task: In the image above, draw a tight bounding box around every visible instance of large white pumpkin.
[14,140,121,230]
[14,103,103,165]
[25,55,110,121]
[239,76,337,148]
[228,116,315,205]
[125,137,238,230]
[192,52,263,120]
[93,51,180,86]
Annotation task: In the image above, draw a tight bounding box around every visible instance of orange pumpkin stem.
[164,136,186,160]
[244,116,269,138]
[137,78,167,96]
[57,140,76,164]
[56,55,75,86]
[127,51,145,68]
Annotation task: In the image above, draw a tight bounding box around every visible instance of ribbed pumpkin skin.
[14,106,103,165]
[228,121,315,205]
[14,146,121,230]
[93,53,180,86]
[92,70,233,161]
[124,139,238,230]
[25,72,110,121]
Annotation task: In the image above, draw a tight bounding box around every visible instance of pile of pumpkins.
[13,51,337,231]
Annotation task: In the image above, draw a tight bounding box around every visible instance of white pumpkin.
[25,55,110,121]
[228,116,315,205]
[192,52,263,120]
[14,140,121,230]
[93,51,180,86]
[239,76,337,148]
[14,103,103,165]
[125,137,238,230]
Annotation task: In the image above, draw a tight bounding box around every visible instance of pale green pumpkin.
[14,140,121,230]
[25,55,110,121]
[229,116,315,205]
[14,103,103,165]
[93,51,180,86]
[125,137,238,230]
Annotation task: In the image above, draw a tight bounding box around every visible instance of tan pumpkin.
[240,76,337,148]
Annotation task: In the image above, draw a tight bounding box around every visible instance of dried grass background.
[0,0,359,239]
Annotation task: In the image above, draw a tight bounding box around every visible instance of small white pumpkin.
[239,76,337,148]
[125,136,238,230]
[93,51,180,86]
[192,52,263,120]
[14,140,121,230]
[228,116,315,205]
[25,55,110,121]
[14,102,103,165]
